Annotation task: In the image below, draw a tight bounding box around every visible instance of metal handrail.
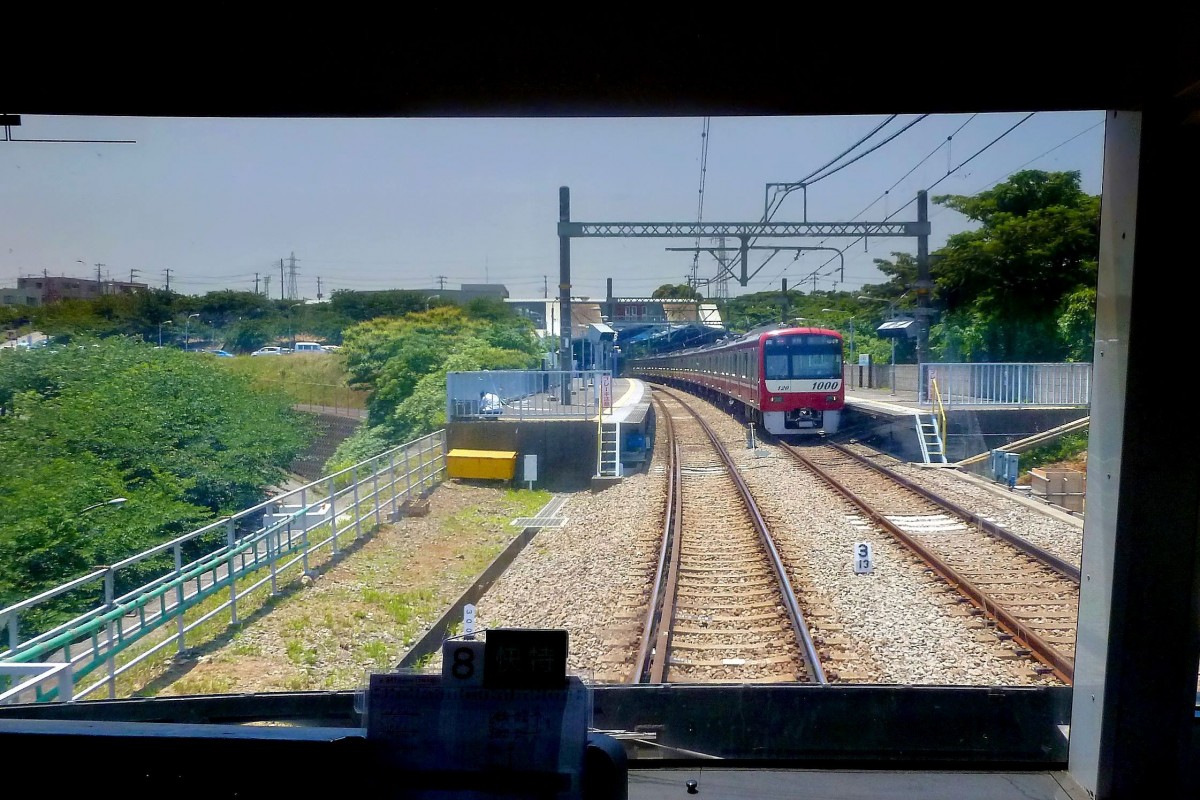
[931,376,948,453]
[0,430,448,702]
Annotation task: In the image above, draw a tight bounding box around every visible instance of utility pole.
[286,252,299,301]
[915,190,931,365]
[436,275,447,290]
[280,259,285,301]
[163,268,172,292]
[781,278,789,324]
[95,263,105,293]
[129,268,139,285]
[558,186,573,395]
[263,275,271,299]
[543,275,548,299]
[254,273,260,295]
[316,276,323,302]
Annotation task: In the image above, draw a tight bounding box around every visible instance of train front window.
[765,353,791,380]
[791,352,841,379]
[764,335,842,380]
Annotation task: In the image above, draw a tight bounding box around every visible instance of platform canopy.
[876,318,916,339]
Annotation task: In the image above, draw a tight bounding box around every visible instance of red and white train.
[630,325,845,435]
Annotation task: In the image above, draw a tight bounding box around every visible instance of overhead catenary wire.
[744,114,928,279]
[929,119,1104,221]
[761,114,899,223]
[802,115,930,186]
[769,114,977,284]
[793,112,1037,289]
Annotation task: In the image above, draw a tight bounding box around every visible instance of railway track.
[782,440,1079,684]
[631,387,825,685]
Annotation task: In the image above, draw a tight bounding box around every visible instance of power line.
[763,115,897,224]
[929,120,1104,221]
[740,114,924,283]
[768,114,978,285]
[793,112,1038,289]
[803,115,930,186]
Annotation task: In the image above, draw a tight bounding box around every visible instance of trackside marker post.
[854,542,874,574]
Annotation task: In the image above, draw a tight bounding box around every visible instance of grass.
[108,520,347,698]
[218,353,367,409]
[169,673,234,695]
[361,587,438,627]
[285,639,318,667]
[107,484,555,697]
[1018,431,1089,480]
[359,640,392,671]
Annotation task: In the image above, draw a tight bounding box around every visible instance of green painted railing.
[0,430,446,703]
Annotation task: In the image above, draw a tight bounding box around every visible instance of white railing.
[447,370,612,421]
[0,663,73,705]
[918,363,1091,407]
[0,430,446,703]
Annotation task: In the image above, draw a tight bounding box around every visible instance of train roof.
[637,323,841,358]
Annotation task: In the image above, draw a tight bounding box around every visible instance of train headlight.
[770,395,784,403]
[826,394,838,402]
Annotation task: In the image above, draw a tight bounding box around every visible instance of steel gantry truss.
[561,221,924,238]
[664,245,847,289]
[557,186,935,371]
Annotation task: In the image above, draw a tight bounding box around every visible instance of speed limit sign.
[853,542,874,575]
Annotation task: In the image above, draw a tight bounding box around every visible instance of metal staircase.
[598,422,622,477]
[915,413,948,464]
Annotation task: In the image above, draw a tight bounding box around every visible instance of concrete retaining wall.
[447,420,600,491]
[843,406,1088,466]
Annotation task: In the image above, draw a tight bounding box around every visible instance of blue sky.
[0,111,1105,301]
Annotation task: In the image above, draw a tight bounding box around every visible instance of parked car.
[251,346,282,357]
[321,344,341,352]
[206,349,235,357]
[293,341,326,354]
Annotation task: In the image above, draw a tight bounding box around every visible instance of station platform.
[605,378,651,425]
[446,377,654,490]
[840,387,1089,466]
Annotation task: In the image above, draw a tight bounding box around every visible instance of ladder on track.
[916,413,948,464]
[597,421,622,477]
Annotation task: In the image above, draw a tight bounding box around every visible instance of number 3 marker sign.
[854,542,874,575]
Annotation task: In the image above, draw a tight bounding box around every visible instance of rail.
[0,430,447,703]
[630,395,680,684]
[784,442,1075,684]
[643,387,826,684]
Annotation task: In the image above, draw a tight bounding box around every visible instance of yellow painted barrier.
[447,449,518,480]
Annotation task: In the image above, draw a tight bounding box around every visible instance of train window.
[765,353,790,380]
[791,352,841,379]
[13,100,1175,794]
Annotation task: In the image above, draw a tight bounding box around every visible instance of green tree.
[651,283,702,300]
[0,338,314,628]
[931,170,1099,361]
[333,306,541,461]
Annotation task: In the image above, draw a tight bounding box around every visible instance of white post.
[328,476,339,554]
[352,465,363,538]
[226,519,238,624]
[174,544,185,653]
[372,457,381,527]
[104,568,116,699]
